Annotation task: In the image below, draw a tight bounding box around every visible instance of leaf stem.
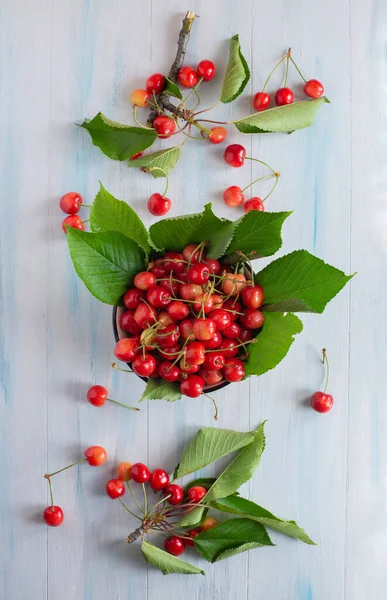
[149,167,169,197]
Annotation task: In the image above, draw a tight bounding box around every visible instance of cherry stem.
[82,204,92,208]
[283,50,291,87]
[118,497,143,521]
[133,106,153,130]
[150,167,169,198]
[142,483,148,516]
[181,77,203,106]
[193,99,220,117]
[263,174,280,202]
[203,392,218,420]
[148,494,171,517]
[191,119,211,136]
[289,55,307,83]
[322,348,330,393]
[127,481,146,516]
[241,174,276,193]
[191,90,201,111]
[205,339,257,353]
[45,458,87,478]
[47,476,54,509]
[82,219,90,224]
[261,50,290,91]
[107,397,140,411]
[244,156,278,177]
[112,362,134,374]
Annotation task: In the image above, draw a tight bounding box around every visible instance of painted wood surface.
[0,0,385,598]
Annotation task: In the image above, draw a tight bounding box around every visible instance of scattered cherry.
[275,87,294,106]
[130,89,150,107]
[244,197,265,213]
[252,92,270,112]
[87,385,108,407]
[44,506,64,527]
[130,463,150,483]
[153,115,176,138]
[149,468,170,491]
[148,193,172,216]
[59,192,83,214]
[84,446,107,467]
[164,483,184,505]
[164,535,185,556]
[223,186,244,207]
[117,462,132,481]
[311,348,333,413]
[105,478,126,499]
[62,215,85,233]
[145,73,165,95]
[224,144,246,168]
[178,66,198,88]
[197,59,216,81]
[304,79,324,99]
[208,127,227,144]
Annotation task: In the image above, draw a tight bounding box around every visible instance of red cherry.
[252,92,270,112]
[182,244,202,264]
[146,73,165,95]
[149,468,170,491]
[203,352,225,371]
[211,294,223,309]
[179,319,195,341]
[159,343,182,360]
[203,330,223,349]
[192,293,214,315]
[43,506,64,527]
[130,463,150,483]
[224,144,246,168]
[134,271,156,291]
[239,328,253,343]
[84,446,107,466]
[132,354,157,377]
[223,186,245,207]
[311,392,333,413]
[163,251,186,273]
[157,312,177,330]
[244,197,265,213]
[210,309,232,332]
[185,341,206,366]
[148,193,171,216]
[203,258,221,275]
[188,263,210,285]
[275,87,294,106]
[87,385,108,407]
[224,358,245,382]
[133,303,157,329]
[105,478,126,499]
[156,324,180,348]
[114,337,140,362]
[188,486,207,503]
[130,89,150,107]
[179,270,189,283]
[62,215,85,233]
[303,79,324,99]
[153,115,176,138]
[164,535,185,556]
[241,284,264,308]
[59,192,83,214]
[219,338,239,358]
[178,66,198,88]
[221,272,246,296]
[130,152,144,161]
[147,285,171,308]
[222,322,241,339]
[124,288,147,310]
[240,309,265,329]
[164,483,184,505]
[180,358,200,374]
[159,278,180,296]
[120,311,143,335]
[185,529,200,546]
[158,361,181,382]
[223,298,242,321]
[199,367,224,386]
[193,318,217,341]
[197,59,216,81]
[208,126,227,144]
[117,462,132,481]
[167,301,189,321]
[180,374,204,398]
[180,283,202,301]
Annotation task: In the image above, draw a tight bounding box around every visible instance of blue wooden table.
[1,1,385,598]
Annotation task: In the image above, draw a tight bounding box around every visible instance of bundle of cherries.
[114,243,264,410]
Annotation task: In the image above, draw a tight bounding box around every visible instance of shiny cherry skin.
[222,322,241,339]
[124,288,147,310]
[163,251,186,273]
[193,293,214,315]
[224,144,247,168]
[147,285,171,308]
[210,309,231,332]
[223,186,244,207]
[188,485,207,503]
[84,446,107,466]
[203,258,221,275]
[219,338,239,358]
[159,278,180,296]
[134,271,156,291]
[240,309,265,329]
[197,59,216,81]
[179,318,195,341]
[44,506,64,527]
[241,284,264,308]
[208,126,227,144]
[134,303,157,329]
[164,483,184,505]
[130,463,150,483]
[180,374,204,398]
[148,193,171,216]
[200,517,218,531]
[62,215,85,233]
[149,260,167,277]
[164,536,185,556]
[178,66,198,88]
[59,192,83,214]
[211,294,223,310]
[185,341,206,366]
[203,352,225,370]
[185,529,200,546]
[159,343,182,360]
[275,87,294,106]
[156,324,180,348]
[221,272,246,296]
[239,328,253,343]
[222,299,242,321]
[244,197,265,213]
[130,89,150,107]
[132,354,157,377]
[114,337,140,362]
[158,361,181,382]
[223,358,245,382]
[167,301,189,321]
[203,330,223,349]
[105,478,126,499]
[303,79,324,98]
[311,391,334,413]
[87,385,108,407]
[180,358,200,374]
[193,318,217,341]
[149,468,170,491]
[117,462,132,481]
[252,92,270,112]
[182,244,202,264]
[145,72,165,95]
[120,311,142,335]
[179,283,202,301]
[199,367,224,386]
[188,263,211,285]
[153,115,176,138]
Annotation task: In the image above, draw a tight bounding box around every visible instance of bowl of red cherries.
[112,242,264,402]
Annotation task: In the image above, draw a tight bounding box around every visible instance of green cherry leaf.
[90,183,151,254]
[220,34,250,103]
[175,506,208,529]
[257,250,354,313]
[127,146,181,177]
[163,77,183,100]
[233,97,329,133]
[225,211,291,261]
[139,378,181,402]
[66,229,146,305]
[203,422,266,502]
[173,427,255,479]
[194,518,274,563]
[244,312,303,377]
[209,496,315,544]
[141,540,204,575]
[80,113,157,160]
